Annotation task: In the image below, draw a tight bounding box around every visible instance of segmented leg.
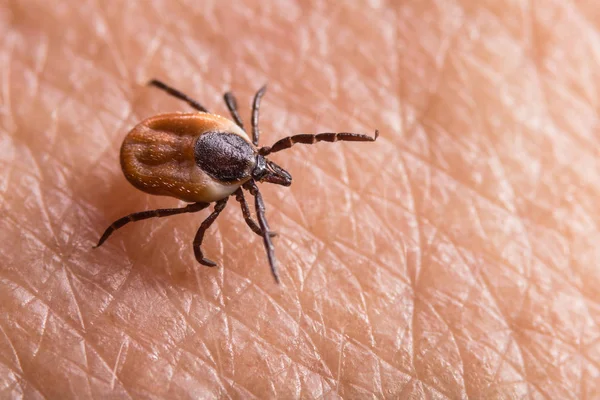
[259,130,379,156]
[244,181,279,283]
[148,79,209,113]
[193,198,229,267]
[94,202,210,248]
[251,85,267,146]
[224,92,245,130]
[233,188,276,238]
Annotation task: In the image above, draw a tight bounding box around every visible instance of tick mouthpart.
[266,160,292,187]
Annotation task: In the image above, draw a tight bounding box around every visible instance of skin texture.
[1,0,599,398]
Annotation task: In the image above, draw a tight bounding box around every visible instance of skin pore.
[1,0,599,398]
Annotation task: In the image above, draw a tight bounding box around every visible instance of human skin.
[1,0,600,398]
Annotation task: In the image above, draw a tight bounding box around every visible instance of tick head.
[252,155,292,186]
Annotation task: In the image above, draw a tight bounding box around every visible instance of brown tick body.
[95,80,379,283]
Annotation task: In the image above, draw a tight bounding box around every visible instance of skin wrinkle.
[23,304,113,385]
[229,317,332,388]
[186,273,315,389]
[1,0,600,398]
[21,309,129,397]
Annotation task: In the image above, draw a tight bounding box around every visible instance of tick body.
[95,80,379,283]
[121,113,253,203]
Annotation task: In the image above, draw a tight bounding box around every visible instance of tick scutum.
[194,131,256,182]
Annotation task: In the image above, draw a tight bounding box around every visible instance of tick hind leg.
[94,202,210,248]
[233,188,276,238]
[148,79,209,113]
[193,198,229,267]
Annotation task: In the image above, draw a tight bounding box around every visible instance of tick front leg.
[251,85,267,146]
[244,181,280,283]
[233,188,277,238]
[259,130,379,155]
[193,198,229,267]
[223,92,245,131]
[94,202,210,248]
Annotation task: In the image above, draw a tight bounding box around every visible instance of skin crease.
[0,0,599,398]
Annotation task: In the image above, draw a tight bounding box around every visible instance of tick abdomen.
[120,112,255,203]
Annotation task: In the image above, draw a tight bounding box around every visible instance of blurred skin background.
[1,0,600,398]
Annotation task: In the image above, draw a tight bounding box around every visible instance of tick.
[95,80,379,283]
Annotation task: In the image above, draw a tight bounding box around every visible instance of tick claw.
[194,248,217,267]
[199,258,217,267]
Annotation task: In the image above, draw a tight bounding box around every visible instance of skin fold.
[1,0,599,398]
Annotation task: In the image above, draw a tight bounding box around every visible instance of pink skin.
[1,1,599,398]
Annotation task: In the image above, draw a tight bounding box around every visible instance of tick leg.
[259,130,379,156]
[244,181,279,283]
[94,202,210,248]
[148,79,209,113]
[193,198,229,267]
[233,188,277,238]
[223,92,245,131]
[251,85,267,146]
